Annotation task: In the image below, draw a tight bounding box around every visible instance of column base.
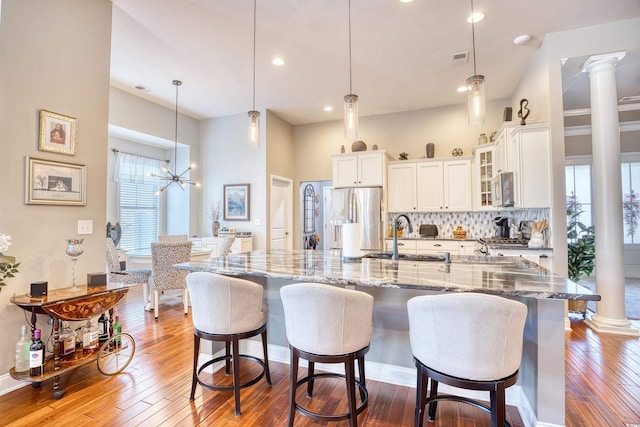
[585,314,639,336]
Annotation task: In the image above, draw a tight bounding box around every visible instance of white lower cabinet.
[196,236,253,257]
[487,247,553,269]
[384,239,469,256]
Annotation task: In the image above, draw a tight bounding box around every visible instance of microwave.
[493,172,514,207]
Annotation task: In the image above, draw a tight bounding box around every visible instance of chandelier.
[152,80,198,193]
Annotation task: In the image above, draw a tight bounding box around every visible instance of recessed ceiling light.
[272,57,285,66]
[324,106,334,112]
[457,86,469,93]
[400,0,414,3]
[467,12,484,23]
[513,34,532,45]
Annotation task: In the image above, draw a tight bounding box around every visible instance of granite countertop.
[174,249,598,301]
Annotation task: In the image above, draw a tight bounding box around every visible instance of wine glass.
[66,239,84,289]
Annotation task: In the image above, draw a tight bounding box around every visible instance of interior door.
[270,175,293,250]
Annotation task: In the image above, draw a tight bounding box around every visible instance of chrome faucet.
[439,251,451,265]
[392,214,413,261]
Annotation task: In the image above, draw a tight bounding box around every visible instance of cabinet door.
[416,239,459,255]
[387,163,416,212]
[444,159,472,211]
[358,152,385,186]
[475,146,494,209]
[384,239,417,254]
[417,162,444,211]
[513,125,551,208]
[459,241,477,255]
[333,155,358,187]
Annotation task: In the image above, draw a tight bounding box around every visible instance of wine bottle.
[82,320,99,354]
[113,315,122,346]
[98,313,108,343]
[59,321,76,360]
[15,325,30,373]
[29,329,45,377]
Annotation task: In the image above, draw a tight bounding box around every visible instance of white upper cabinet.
[509,124,551,208]
[387,163,417,212]
[473,144,494,209]
[388,158,472,212]
[333,151,387,188]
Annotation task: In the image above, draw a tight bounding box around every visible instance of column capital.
[582,51,626,73]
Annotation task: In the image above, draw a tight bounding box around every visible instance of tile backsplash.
[387,209,551,241]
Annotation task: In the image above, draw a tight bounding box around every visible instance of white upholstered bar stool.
[280,283,374,427]
[186,272,271,416]
[407,293,527,427]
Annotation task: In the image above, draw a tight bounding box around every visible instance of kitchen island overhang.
[175,250,598,427]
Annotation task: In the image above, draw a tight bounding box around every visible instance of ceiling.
[110,0,640,126]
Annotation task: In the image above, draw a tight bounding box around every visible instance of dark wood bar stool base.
[288,345,369,427]
[414,359,518,427]
[190,324,272,416]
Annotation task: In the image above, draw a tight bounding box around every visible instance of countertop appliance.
[329,187,383,251]
[419,224,438,238]
[518,221,533,240]
[493,171,514,207]
[493,216,510,238]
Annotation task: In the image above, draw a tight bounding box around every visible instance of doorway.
[270,175,293,250]
[299,180,332,250]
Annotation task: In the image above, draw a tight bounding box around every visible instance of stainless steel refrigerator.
[329,187,384,251]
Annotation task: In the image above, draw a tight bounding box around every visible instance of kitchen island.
[175,249,598,427]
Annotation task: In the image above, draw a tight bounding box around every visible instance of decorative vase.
[65,239,84,289]
[351,140,367,152]
[426,143,435,158]
[528,232,544,248]
[340,145,345,153]
[478,133,488,145]
[212,221,220,237]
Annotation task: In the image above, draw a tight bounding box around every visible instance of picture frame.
[25,157,86,205]
[224,184,250,221]
[39,110,77,155]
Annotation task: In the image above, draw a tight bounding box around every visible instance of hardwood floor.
[0,285,637,426]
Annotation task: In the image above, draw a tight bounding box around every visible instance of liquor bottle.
[113,315,122,346]
[29,329,45,377]
[82,320,99,354]
[59,321,76,360]
[15,325,30,373]
[97,313,108,343]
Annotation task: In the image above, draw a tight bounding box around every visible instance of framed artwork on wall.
[38,110,77,155]
[224,184,250,221]
[25,157,86,205]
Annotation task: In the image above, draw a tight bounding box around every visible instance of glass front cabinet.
[474,144,494,209]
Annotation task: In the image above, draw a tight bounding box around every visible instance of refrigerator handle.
[349,190,358,223]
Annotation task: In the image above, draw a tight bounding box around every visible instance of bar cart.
[10,283,135,399]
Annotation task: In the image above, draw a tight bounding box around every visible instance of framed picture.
[25,157,86,205]
[39,110,77,155]
[224,184,250,221]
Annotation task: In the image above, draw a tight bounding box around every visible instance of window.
[114,152,164,251]
[566,154,640,244]
[622,159,640,244]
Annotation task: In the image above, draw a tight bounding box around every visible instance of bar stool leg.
[345,355,358,427]
[190,334,200,400]
[261,329,272,385]
[307,361,315,397]
[225,341,231,375]
[357,355,366,401]
[287,349,299,427]
[232,338,241,416]
[427,377,439,421]
[414,366,427,427]
[490,383,507,427]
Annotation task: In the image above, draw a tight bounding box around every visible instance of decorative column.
[583,52,638,336]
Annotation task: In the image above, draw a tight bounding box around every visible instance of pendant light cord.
[252,0,257,110]
[348,0,353,94]
[470,0,477,76]
[173,80,180,175]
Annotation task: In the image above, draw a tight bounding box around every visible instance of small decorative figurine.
[399,152,409,160]
[451,148,463,157]
[518,98,530,125]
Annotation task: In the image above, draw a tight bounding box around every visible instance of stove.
[476,237,529,254]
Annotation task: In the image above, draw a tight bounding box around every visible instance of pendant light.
[248,0,260,147]
[344,0,359,140]
[151,80,198,193]
[467,0,485,127]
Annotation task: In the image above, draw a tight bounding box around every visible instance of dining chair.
[158,234,188,243]
[219,235,236,257]
[105,238,151,309]
[149,241,192,320]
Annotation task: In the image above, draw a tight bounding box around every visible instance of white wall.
[0,0,112,376]
[199,111,267,248]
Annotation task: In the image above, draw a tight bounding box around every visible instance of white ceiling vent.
[619,95,640,103]
[133,84,151,93]
[452,51,469,65]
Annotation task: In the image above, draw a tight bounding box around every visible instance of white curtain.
[113,151,165,183]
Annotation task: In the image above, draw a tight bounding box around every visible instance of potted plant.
[566,194,595,315]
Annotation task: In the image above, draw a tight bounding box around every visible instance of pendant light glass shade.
[344,93,359,140]
[248,110,260,147]
[467,74,485,127]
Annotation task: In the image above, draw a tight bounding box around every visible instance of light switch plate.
[78,220,93,235]
[253,218,261,226]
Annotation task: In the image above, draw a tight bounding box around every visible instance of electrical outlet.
[77,220,93,235]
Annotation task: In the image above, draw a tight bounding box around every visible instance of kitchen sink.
[363,252,445,262]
